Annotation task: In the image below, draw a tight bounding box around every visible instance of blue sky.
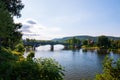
[15,0,120,40]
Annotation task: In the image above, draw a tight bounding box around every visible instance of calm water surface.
[33,45,120,80]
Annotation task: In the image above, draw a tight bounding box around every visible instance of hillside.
[52,35,120,42]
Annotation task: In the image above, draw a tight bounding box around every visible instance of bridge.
[23,41,70,51]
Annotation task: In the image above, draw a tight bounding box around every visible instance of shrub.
[0,45,64,80]
[95,56,120,80]
[15,43,25,54]
[10,58,64,80]
[34,58,65,80]
[27,51,35,59]
[0,47,18,61]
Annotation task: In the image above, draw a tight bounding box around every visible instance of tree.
[97,36,111,49]
[1,0,24,17]
[27,51,35,59]
[111,40,120,49]
[95,56,120,80]
[66,37,81,45]
[82,40,88,46]
[0,1,22,49]
[66,37,81,49]
[0,1,13,47]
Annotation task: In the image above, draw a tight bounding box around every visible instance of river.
[29,45,120,80]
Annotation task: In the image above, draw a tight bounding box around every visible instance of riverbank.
[109,49,120,54]
[81,46,120,54]
[82,46,99,50]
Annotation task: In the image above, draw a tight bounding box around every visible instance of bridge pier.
[50,45,54,51]
[32,46,36,51]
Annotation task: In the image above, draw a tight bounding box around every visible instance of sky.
[14,0,120,40]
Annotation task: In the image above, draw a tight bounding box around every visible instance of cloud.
[19,19,61,40]
[26,19,37,24]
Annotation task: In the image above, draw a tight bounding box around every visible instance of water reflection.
[97,49,110,54]
[82,49,96,53]
[36,45,50,51]
[54,45,64,50]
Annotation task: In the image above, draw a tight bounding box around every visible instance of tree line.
[65,36,120,50]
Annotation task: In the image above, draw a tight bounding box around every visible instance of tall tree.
[97,36,111,49]
[1,0,24,17]
[0,1,22,49]
[0,0,24,48]
[82,40,88,46]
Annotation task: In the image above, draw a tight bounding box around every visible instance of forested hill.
[52,35,120,42]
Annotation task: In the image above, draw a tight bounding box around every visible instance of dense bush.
[0,48,64,80]
[11,58,64,80]
[27,51,35,59]
[95,56,120,80]
[0,47,18,61]
[15,43,25,54]
[34,58,65,80]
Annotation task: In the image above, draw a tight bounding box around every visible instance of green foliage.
[0,1,14,38]
[0,47,18,62]
[0,48,18,79]
[0,61,13,80]
[66,37,81,45]
[34,58,65,80]
[82,40,88,46]
[1,0,24,17]
[0,47,64,80]
[0,58,64,80]
[97,36,111,49]
[111,40,120,49]
[95,56,120,80]
[66,37,81,49]
[10,60,40,80]
[81,36,120,51]
[27,51,35,59]
[82,39,95,47]
[15,43,25,53]
[0,1,22,49]
[26,38,37,42]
